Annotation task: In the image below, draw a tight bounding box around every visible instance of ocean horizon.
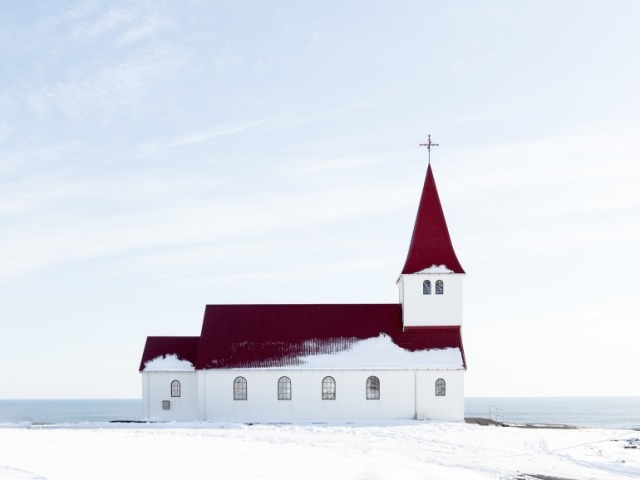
[465,396,640,429]
[0,396,638,429]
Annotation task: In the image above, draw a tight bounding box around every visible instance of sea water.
[0,399,142,424]
[0,397,638,428]
[465,396,640,429]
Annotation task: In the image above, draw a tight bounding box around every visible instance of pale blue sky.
[1,1,639,398]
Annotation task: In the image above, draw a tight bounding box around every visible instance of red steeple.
[401,164,465,274]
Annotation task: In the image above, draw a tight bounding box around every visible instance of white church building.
[139,158,467,422]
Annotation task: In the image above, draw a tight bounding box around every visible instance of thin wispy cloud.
[0,142,83,180]
[24,46,183,120]
[116,15,168,46]
[38,0,100,29]
[446,125,640,194]
[0,163,410,278]
[65,3,170,47]
[221,258,393,282]
[284,155,383,174]
[139,120,270,153]
[70,6,136,39]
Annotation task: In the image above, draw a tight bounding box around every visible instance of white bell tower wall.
[397,273,464,328]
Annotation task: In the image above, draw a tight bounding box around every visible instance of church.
[139,149,467,422]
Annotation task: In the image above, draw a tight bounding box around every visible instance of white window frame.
[322,376,336,400]
[170,380,181,397]
[435,378,446,396]
[234,376,247,400]
[278,376,292,400]
[366,376,380,400]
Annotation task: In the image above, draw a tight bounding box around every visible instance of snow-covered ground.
[0,422,638,480]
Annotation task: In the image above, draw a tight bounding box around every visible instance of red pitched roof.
[139,336,200,372]
[402,164,465,274]
[194,304,465,369]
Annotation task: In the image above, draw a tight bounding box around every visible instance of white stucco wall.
[415,369,464,421]
[142,368,463,422]
[398,274,464,328]
[198,368,464,422]
[142,371,198,420]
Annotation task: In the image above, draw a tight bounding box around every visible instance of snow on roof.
[143,354,196,372]
[401,164,465,274]
[270,334,463,370]
[140,306,467,372]
[195,304,466,370]
[416,264,454,274]
[139,336,199,372]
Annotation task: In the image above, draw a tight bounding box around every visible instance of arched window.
[366,376,380,400]
[234,376,247,400]
[423,280,431,295]
[278,376,292,400]
[170,380,181,397]
[435,378,446,396]
[435,280,444,295]
[322,376,336,400]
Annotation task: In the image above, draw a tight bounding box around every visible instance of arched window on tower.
[423,280,431,295]
[278,376,292,400]
[435,280,444,295]
[435,378,446,396]
[234,376,247,400]
[366,376,380,400]
[322,376,336,400]
[170,380,181,397]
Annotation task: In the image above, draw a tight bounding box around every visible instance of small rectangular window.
[162,400,171,410]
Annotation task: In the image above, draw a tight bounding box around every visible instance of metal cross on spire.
[419,134,439,164]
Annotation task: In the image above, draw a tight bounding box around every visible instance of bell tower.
[397,140,465,329]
